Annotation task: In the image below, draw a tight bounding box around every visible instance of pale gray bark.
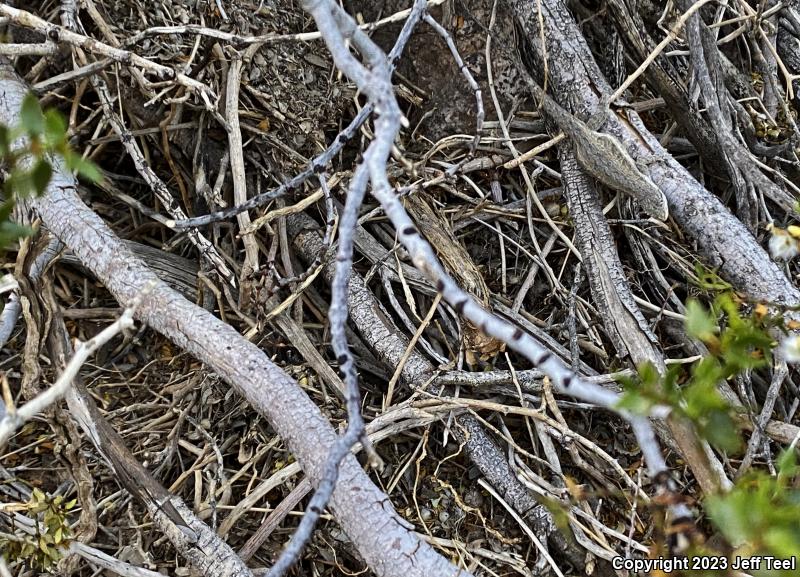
[558,150,662,370]
[510,0,800,310]
[558,141,728,495]
[0,62,469,577]
[286,212,590,570]
[49,312,254,577]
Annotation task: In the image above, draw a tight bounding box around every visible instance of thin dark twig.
[351,7,692,526]
[92,75,237,286]
[168,105,370,229]
[170,0,427,230]
[264,2,428,576]
[422,13,484,166]
[269,172,337,291]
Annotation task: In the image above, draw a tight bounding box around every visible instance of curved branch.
[0,62,470,577]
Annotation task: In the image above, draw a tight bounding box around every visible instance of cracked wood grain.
[286,211,590,571]
[0,62,470,577]
[558,145,727,494]
[509,0,800,312]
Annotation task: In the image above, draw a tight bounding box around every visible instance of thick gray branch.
[0,62,468,577]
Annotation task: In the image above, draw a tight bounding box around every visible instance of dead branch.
[0,3,218,109]
[0,284,143,448]
[511,0,800,310]
[46,304,255,577]
[0,60,470,577]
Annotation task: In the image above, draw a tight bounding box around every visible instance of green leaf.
[76,157,101,182]
[0,198,16,221]
[0,220,33,248]
[6,167,35,198]
[45,543,61,560]
[686,299,718,342]
[30,159,52,195]
[701,410,741,453]
[616,389,656,415]
[64,150,101,182]
[693,262,733,292]
[705,491,753,546]
[43,109,67,148]
[637,361,661,387]
[685,357,724,399]
[763,526,800,557]
[777,449,798,478]
[539,495,572,534]
[706,468,800,559]
[20,93,44,136]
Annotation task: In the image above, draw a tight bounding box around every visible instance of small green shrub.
[0,92,99,250]
[619,286,799,574]
[0,488,76,571]
[619,292,776,453]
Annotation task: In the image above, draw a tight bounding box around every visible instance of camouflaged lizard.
[537,92,670,221]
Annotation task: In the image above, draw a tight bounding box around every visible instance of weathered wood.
[0,62,470,577]
[404,193,506,364]
[286,212,592,570]
[509,0,800,311]
[48,308,254,577]
[60,240,200,301]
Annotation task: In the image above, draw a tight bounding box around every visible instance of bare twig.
[122,0,446,47]
[168,105,370,228]
[422,14,484,161]
[90,75,237,287]
[478,479,564,577]
[264,2,428,575]
[268,173,337,291]
[225,50,259,298]
[0,42,57,56]
[608,0,716,103]
[169,0,430,229]
[305,0,688,523]
[0,282,150,448]
[1,57,468,577]
[0,3,218,109]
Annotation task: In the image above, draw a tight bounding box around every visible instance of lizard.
[535,90,670,222]
[509,18,669,221]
